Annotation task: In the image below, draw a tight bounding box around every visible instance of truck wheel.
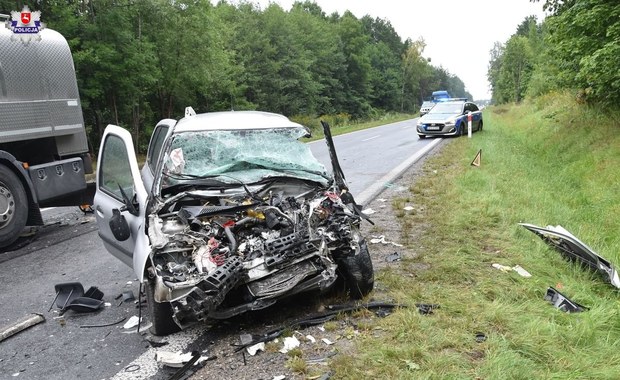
[0,165,28,248]
[338,239,374,299]
[146,277,181,336]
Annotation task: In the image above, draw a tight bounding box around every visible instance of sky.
[230,0,548,100]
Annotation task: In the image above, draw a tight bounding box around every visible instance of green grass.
[331,92,620,379]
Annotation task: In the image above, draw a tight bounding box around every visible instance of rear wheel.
[338,239,374,299]
[146,277,181,336]
[478,120,483,132]
[0,165,28,248]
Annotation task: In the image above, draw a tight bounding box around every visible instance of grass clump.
[331,91,620,379]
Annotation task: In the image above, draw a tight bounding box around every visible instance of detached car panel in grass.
[94,109,374,335]
[416,100,483,139]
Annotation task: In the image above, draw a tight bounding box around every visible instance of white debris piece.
[369,235,403,247]
[322,338,334,345]
[512,265,532,278]
[305,335,316,343]
[246,342,265,356]
[123,316,141,329]
[377,198,387,202]
[273,376,286,380]
[492,263,512,273]
[362,208,375,215]
[279,336,300,353]
[492,263,532,278]
[155,351,203,368]
[403,206,414,211]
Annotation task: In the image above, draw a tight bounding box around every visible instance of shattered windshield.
[161,127,329,187]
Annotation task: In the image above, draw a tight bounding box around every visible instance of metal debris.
[79,316,127,329]
[545,287,587,313]
[520,223,620,288]
[233,301,406,352]
[385,252,401,262]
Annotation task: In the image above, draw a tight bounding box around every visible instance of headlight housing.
[445,117,457,127]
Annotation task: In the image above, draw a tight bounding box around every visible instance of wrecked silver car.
[94,109,374,335]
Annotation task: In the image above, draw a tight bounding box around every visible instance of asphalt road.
[0,117,441,379]
[309,117,437,203]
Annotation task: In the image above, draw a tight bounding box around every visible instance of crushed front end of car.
[143,123,373,333]
[147,183,367,330]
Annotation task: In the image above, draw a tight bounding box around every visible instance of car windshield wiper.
[163,172,261,201]
[276,168,331,181]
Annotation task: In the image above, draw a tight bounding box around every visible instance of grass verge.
[331,91,620,379]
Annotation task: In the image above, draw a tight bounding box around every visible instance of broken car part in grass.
[544,287,588,313]
[520,223,620,288]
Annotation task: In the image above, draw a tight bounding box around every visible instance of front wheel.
[338,239,374,299]
[146,276,181,336]
[0,165,28,248]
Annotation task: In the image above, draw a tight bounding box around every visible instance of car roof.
[174,110,304,133]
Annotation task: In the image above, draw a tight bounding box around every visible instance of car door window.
[99,134,134,201]
[470,103,479,112]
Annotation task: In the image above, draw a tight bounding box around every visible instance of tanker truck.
[0,24,94,248]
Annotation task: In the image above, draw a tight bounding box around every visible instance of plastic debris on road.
[279,336,300,353]
[123,316,141,329]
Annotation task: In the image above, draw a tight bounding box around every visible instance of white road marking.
[361,135,380,142]
[356,138,442,205]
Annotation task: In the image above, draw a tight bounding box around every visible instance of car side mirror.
[109,208,131,241]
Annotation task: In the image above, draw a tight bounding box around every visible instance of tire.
[478,120,483,132]
[0,165,28,248]
[146,277,181,336]
[338,239,374,299]
[458,123,465,137]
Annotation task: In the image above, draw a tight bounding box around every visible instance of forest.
[1,0,472,151]
[488,0,619,107]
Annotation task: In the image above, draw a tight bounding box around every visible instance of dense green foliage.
[1,0,471,151]
[488,0,620,106]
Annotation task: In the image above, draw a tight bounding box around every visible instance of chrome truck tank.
[0,27,88,156]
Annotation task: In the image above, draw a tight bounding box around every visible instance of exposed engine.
[146,182,362,328]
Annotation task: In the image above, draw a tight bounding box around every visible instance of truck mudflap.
[520,223,620,288]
